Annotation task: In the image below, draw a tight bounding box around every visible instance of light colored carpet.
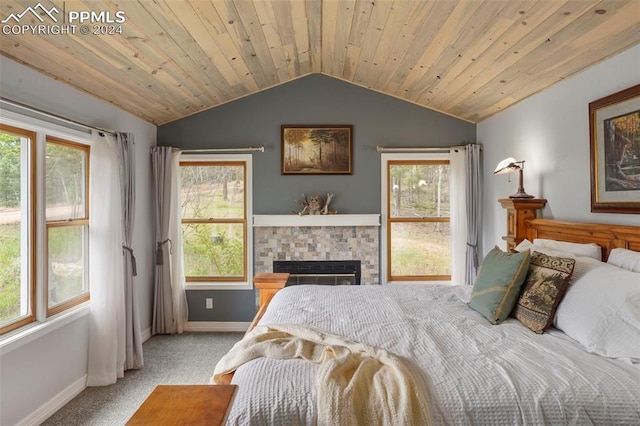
[42,332,243,425]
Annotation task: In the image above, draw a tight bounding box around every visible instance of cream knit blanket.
[212,323,431,426]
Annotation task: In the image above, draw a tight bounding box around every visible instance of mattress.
[226,284,640,425]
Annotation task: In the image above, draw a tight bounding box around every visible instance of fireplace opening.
[273,260,361,286]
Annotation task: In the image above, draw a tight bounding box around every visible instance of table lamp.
[494,157,534,199]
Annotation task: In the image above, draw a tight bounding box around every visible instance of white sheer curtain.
[87,132,126,386]
[450,148,467,286]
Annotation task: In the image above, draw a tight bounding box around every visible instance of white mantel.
[253,214,380,227]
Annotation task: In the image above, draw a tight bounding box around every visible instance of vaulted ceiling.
[1,0,639,125]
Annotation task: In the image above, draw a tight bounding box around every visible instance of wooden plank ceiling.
[1,0,639,125]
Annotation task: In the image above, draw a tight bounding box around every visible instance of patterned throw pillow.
[513,251,576,334]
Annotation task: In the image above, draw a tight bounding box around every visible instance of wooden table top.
[253,272,290,283]
[126,384,238,426]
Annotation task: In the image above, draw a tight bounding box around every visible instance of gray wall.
[0,56,157,425]
[478,44,640,257]
[158,74,476,321]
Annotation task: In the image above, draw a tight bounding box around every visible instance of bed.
[214,219,640,425]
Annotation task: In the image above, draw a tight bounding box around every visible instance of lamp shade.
[494,157,521,175]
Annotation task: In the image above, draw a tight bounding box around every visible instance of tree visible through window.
[180,161,247,281]
[0,125,90,335]
[0,125,35,333]
[45,137,90,316]
[387,160,451,281]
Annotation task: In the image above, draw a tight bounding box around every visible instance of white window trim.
[380,152,451,285]
[19,133,30,317]
[0,109,93,344]
[0,304,89,355]
[1,109,90,142]
[180,153,254,291]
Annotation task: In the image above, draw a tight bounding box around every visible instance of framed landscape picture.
[589,84,640,213]
[281,125,353,175]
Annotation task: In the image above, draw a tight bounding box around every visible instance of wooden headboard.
[525,219,640,261]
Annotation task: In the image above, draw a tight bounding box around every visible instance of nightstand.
[253,272,290,310]
[498,198,547,250]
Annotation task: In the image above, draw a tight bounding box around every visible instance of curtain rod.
[376,144,481,153]
[180,146,265,154]
[377,145,451,153]
[1,97,117,137]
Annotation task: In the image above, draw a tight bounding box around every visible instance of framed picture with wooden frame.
[281,125,353,175]
[589,84,640,214]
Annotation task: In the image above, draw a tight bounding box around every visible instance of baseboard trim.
[18,375,86,426]
[186,321,251,332]
[141,327,152,343]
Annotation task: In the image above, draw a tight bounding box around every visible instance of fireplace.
[273,260,361,286]
[254,215,380,284]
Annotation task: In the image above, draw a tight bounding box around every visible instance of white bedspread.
[213,324,430,426]
[226,285,640,425]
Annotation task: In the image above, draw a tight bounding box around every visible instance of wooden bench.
[126,385,237,425]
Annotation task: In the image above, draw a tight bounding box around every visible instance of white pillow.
[608,248,640,273]
[514,239,534,252]
[515,240,603,273]
[533,238,602,261]
[554,262,640,362]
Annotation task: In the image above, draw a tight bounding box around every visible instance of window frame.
[381,153,452,285]
[44,136,91,317]
[179,154,254,290]
[0,112,92,338]
[0,124,37,335]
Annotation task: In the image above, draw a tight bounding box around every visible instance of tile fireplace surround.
[253,215,380,285]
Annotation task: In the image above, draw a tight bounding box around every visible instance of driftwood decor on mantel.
[294,193,337,215]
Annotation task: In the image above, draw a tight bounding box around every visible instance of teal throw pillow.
[469,246,531,324]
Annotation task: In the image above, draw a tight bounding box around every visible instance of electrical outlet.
[205,298,213,309]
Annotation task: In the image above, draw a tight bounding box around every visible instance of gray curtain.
[117,132,144,369]
[465,144,482,286]
[151,147,176,335]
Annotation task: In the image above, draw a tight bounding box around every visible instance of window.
[45,137,90,316]
[0,123,90,336]
[0,124,36,334]
[180,157,252,286]
[383,156,451,282]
